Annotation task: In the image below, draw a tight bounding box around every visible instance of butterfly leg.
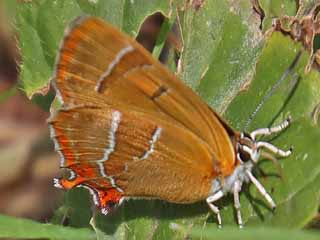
[233,180,243,228]
[245,169,276,209]
[256,141,292,157]
[250,116,291,140]
[249,117,292,160]
[206,190,224,227]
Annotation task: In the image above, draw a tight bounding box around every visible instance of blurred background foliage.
[0,0,319,239]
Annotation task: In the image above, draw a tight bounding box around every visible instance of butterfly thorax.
[209,131,259,198]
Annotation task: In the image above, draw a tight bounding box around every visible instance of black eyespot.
[107,201,117,209]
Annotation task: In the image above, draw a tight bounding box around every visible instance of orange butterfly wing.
[50,104,215,211]
[49,16,237,213]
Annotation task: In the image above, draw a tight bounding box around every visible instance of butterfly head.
[236,132,260,163]
[236,116,292,165]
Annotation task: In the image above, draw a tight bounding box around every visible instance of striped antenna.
[244,51,302,131]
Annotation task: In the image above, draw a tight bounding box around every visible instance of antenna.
[244,51,302,131]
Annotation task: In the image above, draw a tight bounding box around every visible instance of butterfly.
[48,16,292,227]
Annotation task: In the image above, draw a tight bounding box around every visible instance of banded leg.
[206,190,224,228]
[245,170,276,209]
[256,141,292,157]
[250,116,291,140]
[233,180,243,228]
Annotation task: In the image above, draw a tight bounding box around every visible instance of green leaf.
[189,226,320,240]
[13,0,173,97]
[15,0,82,97]
[11,0,320,239]
[0,214,95,240]
[223,32,320,228]
[180,0,263,112]
[53,188,93,228]
[152,16,176,59]
[259,0,298,31]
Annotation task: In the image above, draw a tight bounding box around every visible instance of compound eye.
[237,145,251,162]
[240,149,251,162]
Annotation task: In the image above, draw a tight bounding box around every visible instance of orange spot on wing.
[70,163,100,179]
[81,180,124,212]
[52,125,102,190]
[98,188,123,210]
[57,22,91,83]
[59,175,85,189]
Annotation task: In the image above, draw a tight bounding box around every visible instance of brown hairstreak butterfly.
[48,16,292,227]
